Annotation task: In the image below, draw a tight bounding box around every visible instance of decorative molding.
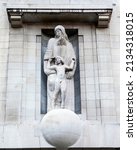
[97,13,111,28]
[7,8,112,28]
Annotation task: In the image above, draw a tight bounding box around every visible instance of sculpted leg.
[52,83,60,109]
[61,80,67,108]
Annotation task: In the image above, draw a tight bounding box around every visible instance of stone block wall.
[0,0,120,148]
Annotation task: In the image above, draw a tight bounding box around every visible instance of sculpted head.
[54,25,69,41]
[55,56,64,65]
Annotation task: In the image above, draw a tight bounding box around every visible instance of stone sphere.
[40,109,82,148]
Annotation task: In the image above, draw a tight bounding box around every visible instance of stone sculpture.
[44,25,76,110]
[47,56,75,109]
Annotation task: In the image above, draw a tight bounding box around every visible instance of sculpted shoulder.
[47,38,57,50]
[48,38,56,45]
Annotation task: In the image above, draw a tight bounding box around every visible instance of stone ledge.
[7,8,112,28]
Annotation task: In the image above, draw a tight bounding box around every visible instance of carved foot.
[61,103,65,109]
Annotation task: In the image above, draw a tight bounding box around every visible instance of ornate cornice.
[7,8,112,28]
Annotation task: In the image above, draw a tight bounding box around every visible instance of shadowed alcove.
[41,29,81,114]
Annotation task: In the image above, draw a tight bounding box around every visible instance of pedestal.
[40,109,82,149]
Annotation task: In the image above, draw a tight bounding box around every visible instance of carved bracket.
[97,13,112,28]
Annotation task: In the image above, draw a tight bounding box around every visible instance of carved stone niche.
[7,8,112,28]
[41,29,81,114]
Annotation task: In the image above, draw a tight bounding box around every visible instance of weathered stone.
[0,0,120,148]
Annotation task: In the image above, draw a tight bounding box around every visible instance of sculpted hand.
[72,58,75,61]
[66,72,73,79]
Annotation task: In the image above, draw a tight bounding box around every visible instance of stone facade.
[0,0,120,148]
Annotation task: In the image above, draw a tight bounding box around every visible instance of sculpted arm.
[47,59,56,70]
[43,38,56,75]
[65,58,75,71]
[43,56,56,75]
[66,43,76,79]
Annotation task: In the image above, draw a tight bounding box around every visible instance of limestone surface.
[40,109,82,149]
